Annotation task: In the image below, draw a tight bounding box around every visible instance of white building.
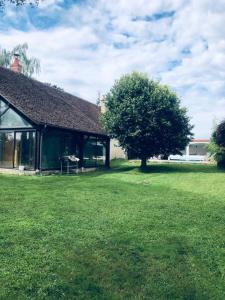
[169,139,210,162]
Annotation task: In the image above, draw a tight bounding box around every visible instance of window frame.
[0,97,35,130]
[0,128,37,170]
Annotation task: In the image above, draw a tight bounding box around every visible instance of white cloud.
[0,0,225,138]
[38,0,63,9]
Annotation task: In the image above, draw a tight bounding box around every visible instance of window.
[189,144,207,156]
[0,99,32,129]
[0,131,36,169]
[0,100,8,115]
[96,138,106,166]
[41,131,62,169]
[83,136,107,167]
[41,129,78,169]
[83,136,97,168]
[14,132,35,169]
[0,132,14,168]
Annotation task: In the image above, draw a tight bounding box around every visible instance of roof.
[191,139,209,143]
[0,66,106,136]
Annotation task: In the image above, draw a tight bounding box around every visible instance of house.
[0,58,110,173]
[168,139,209,162]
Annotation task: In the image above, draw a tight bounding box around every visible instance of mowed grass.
[0,161,225,300]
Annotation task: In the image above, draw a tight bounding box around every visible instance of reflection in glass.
[14,132,35,169]
[0,132,14,168]
[0,100,8,115]
[0,108,32,128]
[83,136,107,168]
[96,139,106,166]
[84,136,97,167]
[41,130,78,169]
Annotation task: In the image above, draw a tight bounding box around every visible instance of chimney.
[10,54,22,73]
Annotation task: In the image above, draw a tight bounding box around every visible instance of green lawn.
[0,161,225,300]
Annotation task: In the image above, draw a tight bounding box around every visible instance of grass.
[0,161,225,300]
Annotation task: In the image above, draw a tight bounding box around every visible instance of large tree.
[102,72,193,168]
[0,0,39,8]
[0,43,40,77]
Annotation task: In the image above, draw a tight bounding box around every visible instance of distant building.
[110,138,210,162]
[169,139,210,162]
[110,139,126,160]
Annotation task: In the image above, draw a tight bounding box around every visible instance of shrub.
[209,120,225,168]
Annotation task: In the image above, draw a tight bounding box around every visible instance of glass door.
[14,131,35,169]
[0,132,14,168]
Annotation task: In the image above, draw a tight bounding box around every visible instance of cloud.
[0,0,225,138]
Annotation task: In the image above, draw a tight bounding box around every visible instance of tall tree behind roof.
[0,43,40,77]
[0,0,39,8]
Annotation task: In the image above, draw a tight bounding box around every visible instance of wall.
[110,139,126,160]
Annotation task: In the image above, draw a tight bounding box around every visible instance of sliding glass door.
[14,131,36,169]
[0,131,36,169]
[0,132,14,168]
[83,136,107,168]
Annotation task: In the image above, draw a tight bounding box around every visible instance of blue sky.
[1,0,225,138]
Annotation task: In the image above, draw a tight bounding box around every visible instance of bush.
[214,120,225,147]
[210,120,225,168]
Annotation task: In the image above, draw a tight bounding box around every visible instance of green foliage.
[209,120,225,168]
[213,120,225,147]
[0,162,225,299]
[102,72,193,167]
[0,43,40,77]
[0,0,39,8]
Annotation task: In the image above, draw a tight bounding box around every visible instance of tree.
[102,72,193,168]
[214,120,225,147]
[0,43,40,77]
[0,0,39,8]
[209,120,225,168]
[44,82,64,92]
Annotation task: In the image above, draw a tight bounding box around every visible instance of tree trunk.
[141,157,147,169]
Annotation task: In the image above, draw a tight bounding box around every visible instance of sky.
[1,0,225,138]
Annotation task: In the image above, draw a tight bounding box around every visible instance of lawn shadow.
[55,161,223,179]
[139,163,222,174]
[107,160,222,175]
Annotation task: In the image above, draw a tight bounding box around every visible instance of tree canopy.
[209,120,225,168]
[213,120,225,147]
[0,0,39,8]
[0,43,40,77]
[102,72,193,168]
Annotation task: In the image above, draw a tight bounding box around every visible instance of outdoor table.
[60,155,79,174]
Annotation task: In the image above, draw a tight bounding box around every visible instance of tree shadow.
[139,163,221,174]
[56,160,223,179]
[107,161,223,175]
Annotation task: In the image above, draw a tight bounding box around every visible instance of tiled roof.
[0,67,106,136]
[191,139,209,143]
